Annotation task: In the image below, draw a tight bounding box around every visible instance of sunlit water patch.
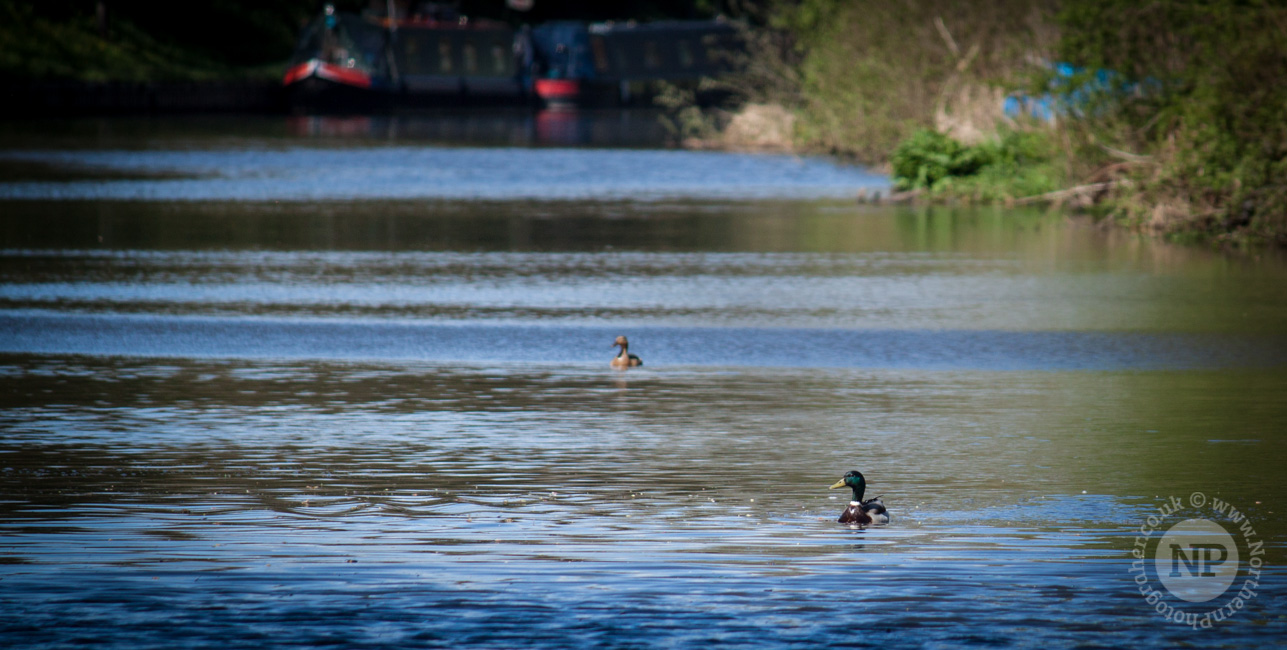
[0,148,887,201]
[4,246,1286,370]
[2,359,1285,649]
[3,312,1285,371]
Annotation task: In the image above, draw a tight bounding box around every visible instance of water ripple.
[0,148,888,202]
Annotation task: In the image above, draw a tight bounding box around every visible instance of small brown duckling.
[611,335,643,368]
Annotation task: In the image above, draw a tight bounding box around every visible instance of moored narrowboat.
[530,19,740,108]
[284,3,529,112]
[283,4,743,112]
[283,5,395,111]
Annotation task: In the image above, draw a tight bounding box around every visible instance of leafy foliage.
[0,0,238,81]
[767,0,1058,162]
[1055,0,1287,244]
[891,129,1064,199]
[759,0,1286,243]
[891,130,990,190]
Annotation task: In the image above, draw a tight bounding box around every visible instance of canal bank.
[735,0,1287,247]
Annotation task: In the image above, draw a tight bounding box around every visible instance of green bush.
[891,130,991,190]
[891,129,1064,200]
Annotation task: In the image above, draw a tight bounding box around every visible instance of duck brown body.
[611,335,643,368]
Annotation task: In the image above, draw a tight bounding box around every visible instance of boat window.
[591,36,610,74]
[493,43,509,74]
[438,40,453,73]
[612,44,629,76]
[644,40,660,69]
[678,41,694,68]
[400,37,418,73]
[463,42,478,74]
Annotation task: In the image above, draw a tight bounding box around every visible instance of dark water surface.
[2,113,1286,649]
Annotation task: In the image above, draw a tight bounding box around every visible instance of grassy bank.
[718,0,1287,247]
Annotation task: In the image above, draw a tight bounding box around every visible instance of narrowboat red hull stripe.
[283,61,373,89]
[534,78,581,99]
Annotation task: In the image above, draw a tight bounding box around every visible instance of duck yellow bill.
[829,479,846,489]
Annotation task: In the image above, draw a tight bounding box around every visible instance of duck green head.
[829,470,867,502]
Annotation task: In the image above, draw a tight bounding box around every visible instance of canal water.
[2,113,1286,648]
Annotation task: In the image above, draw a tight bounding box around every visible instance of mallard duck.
[611,335,643,368]
[829,470,889,525]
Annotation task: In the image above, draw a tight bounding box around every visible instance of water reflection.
[0,110,674,150]
[2,213,1286,335]
[282,110,675,148]
[0,148,884,202]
